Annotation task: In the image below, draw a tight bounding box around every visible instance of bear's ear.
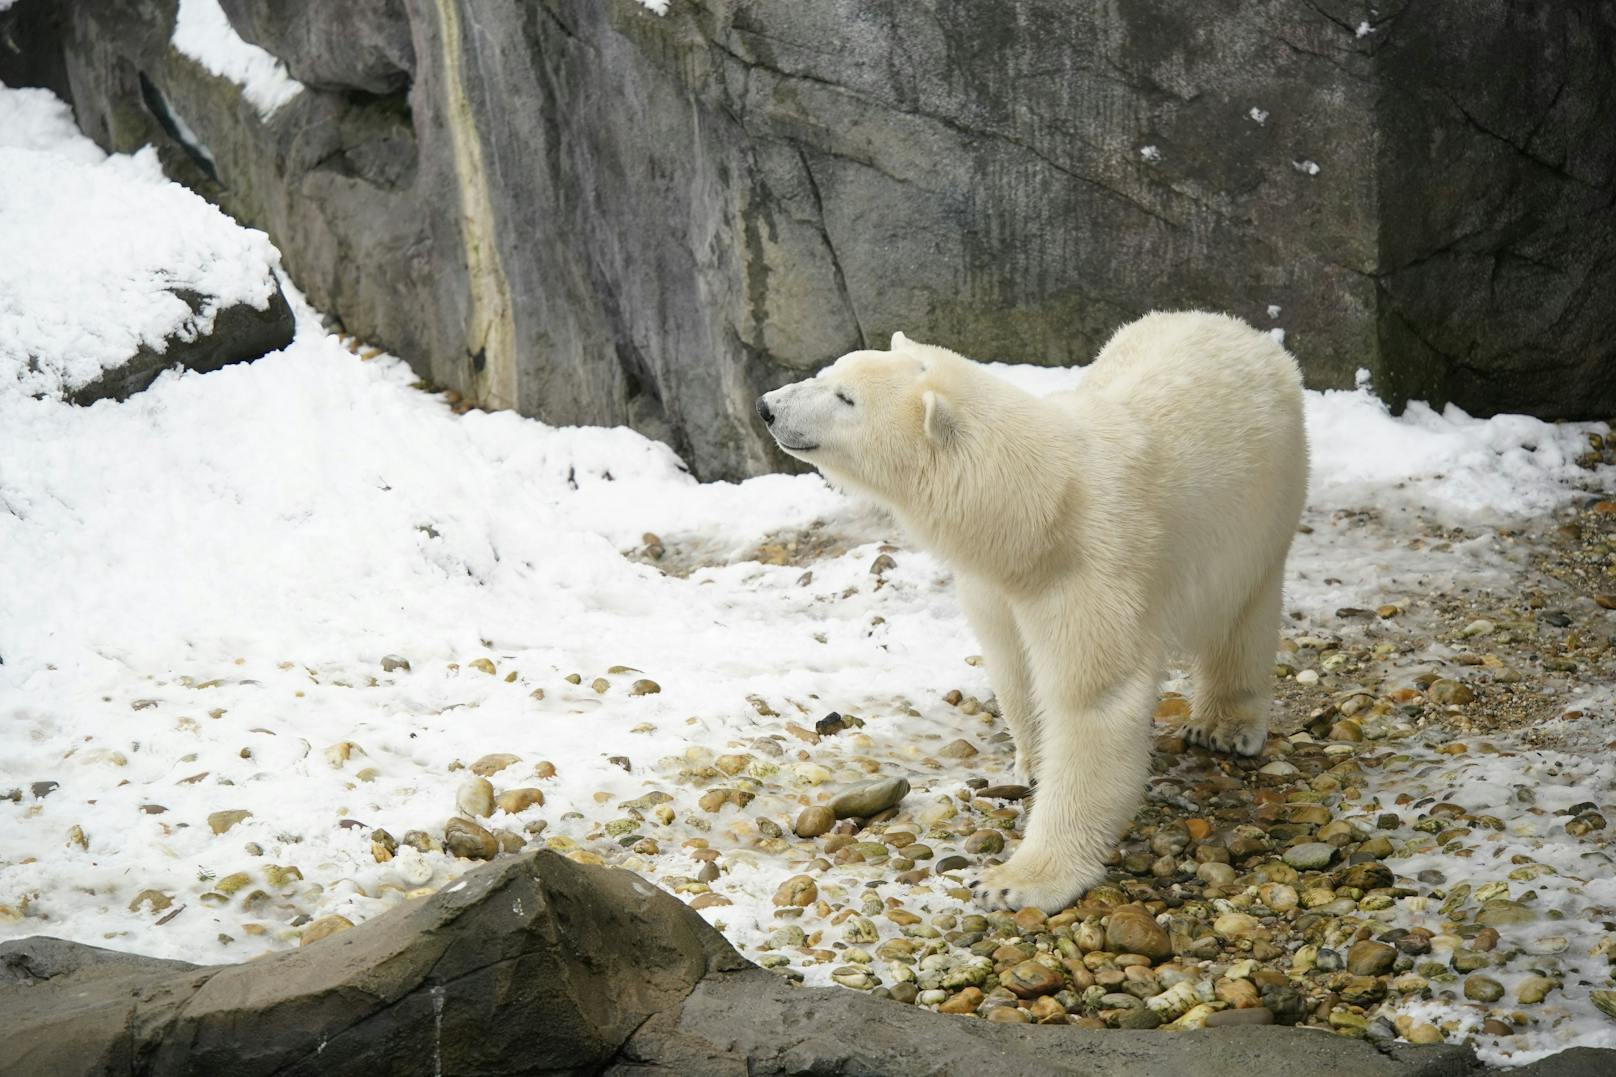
[922,389,958,444]
[890,331,910,350]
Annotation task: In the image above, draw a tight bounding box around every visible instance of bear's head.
[756,332,970,502]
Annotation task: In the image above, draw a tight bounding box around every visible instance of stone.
[962,830,1005,856]
[456,777,495,818]
[1427,679,1476,705]
[443,816,498,860]
[1282,842,1336,870]
[937,987,984,1015]
[1346,940,1397,976]
[380,655,411,673]
[938,739,978,759]
[629,679,661,696]
[207,810,251,835]
[1104,905,1172,963]
[299,914,354,946]
[470,753,521,777]
[1212,912,1263,940]
[829,777,909,819]
[794,806,835,838]
[1205,1006,1274,1028]
[1002,960,1064,998]
[1518,974,1556,1005]
[1464,974,1505,1003]
[495,788,545,814]
[772,875,817,908]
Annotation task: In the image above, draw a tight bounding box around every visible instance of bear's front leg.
[955,575,1041,785]
[974,669,1157,911]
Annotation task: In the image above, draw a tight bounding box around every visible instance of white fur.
[758,311,1308,911]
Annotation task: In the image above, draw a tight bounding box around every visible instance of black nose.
[756,396,774,425]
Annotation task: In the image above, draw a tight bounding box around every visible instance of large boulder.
[0,852,745,1076]
[7,0,1612,477]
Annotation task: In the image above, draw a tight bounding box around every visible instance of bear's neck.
[901,394,1085,589]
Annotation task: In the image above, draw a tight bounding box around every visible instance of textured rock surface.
[6,850,1595,1077]
[0,852,744,1077]
[63,284,295,406]
[6,0,1612,478]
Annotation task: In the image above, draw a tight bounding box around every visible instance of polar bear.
[756,311,1308,911]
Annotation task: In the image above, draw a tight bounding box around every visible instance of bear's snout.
[755,396,775,425]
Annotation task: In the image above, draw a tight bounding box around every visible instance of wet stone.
[1002,960,1064,998]
[1464,974,1505,1003]
[829,777,910,819]
[1346,940,1397,976]
[963,830,1005,855]
[1105,904,1172,963]
[1283,842,1336,870]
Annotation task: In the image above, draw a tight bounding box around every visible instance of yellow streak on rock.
[433,0,518,411]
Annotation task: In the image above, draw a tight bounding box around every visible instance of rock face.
[8,0,1612,478]
[0,849,1560,1077]
[0,852,744,1076]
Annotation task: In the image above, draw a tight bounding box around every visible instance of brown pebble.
[1204,1007,1275,1028]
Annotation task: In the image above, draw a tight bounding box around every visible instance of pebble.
[456,777,495,817]
[495,788,545,814]
[444,816,498,860]
[939,987,984,1014]
[1517,975,1556,1004]
[772,875,817,907]
[1282,842,1336,870]
[1346,940,1397,976]
[380,655,411,672]
[630,679,661,696]
[1464,974,1505,1002]
[1105,904,1172,963]
[1427,679,1476,705]
[1002,960,1064,998]
[208,809,252,835]
[829,777,910,819]
[470,753,521,777]
[794,806,835,838]
[300,914,354,946]
[1205,1006,1274,1028]
[963,830,1005,855]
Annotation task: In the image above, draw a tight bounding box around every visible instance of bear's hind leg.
[957,576,1041,785]
[1183,565,1284,757]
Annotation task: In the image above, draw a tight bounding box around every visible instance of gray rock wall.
[7,0,1612,479]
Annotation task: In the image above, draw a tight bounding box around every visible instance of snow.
[1249,107,1270,125]
[172,0,303,119]
[0,87,281,401]
[1358,731,1616,1065]
[637,0,671,12]
[0,85,105,164]
[1267,304,1283,319]
[1356,21,1375,38]
[1140,145,1162,162]
[1294,159,1321,176]
[3,80,1615,1064]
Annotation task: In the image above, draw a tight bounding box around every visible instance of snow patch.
[0,89,281,401]
[172,0,303,119]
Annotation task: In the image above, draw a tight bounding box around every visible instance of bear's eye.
[835,389,855,407]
